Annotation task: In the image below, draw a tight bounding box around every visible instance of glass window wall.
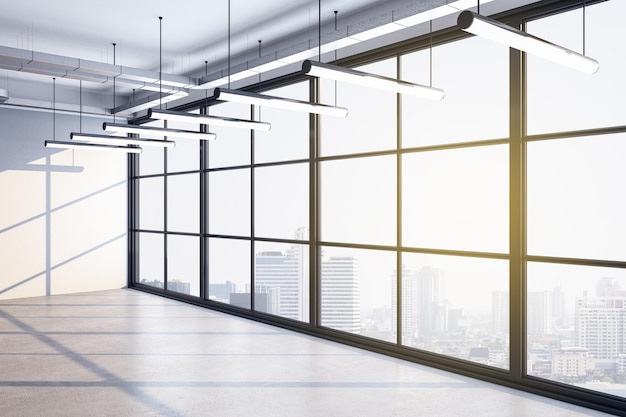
[130,1,626,412]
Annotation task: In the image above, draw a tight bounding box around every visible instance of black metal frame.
[128,1,626,414]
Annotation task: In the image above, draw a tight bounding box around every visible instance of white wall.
[0,106,127,299]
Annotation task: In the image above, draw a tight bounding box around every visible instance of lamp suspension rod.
[258,39,262,88]
[52,77,56,141]
[159,16,163,110]
[228,0,231,88]
[318,0,321,62]
[334,10,338,106]
[429,20,433,88]
[113,43,116,123]
[583,0,586,56]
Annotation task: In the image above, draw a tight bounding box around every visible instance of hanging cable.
[205,60,209,101]
[258,39,262,120]
[258,39,262,86]
[79,80,82,133]
[52,77,56,141]
[583,0,586,56]
[159,17,163,109]
[429,20,433,88]
[228,0,231,89]
[334,10,338,106]
[112,43,116,123]
[318,0,322,62]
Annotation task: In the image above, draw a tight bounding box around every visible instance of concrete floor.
[0,289,615,417]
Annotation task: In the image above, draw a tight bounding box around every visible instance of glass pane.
[167,235,199,297]
[403,145,508,253]
[320,59,397,156]
[401,36,508,147]
[139,177,164,231]
[321,246,395,343]
[208,102,252,169]
[255,82,310,163]
[139,120,165,176]
[138,233,164,289]
[208,238,251,309]
[167,173,199,234]
[167,111,201,173]
[321,155,396,246]
[527,262,626,398]
[527,1,626,134]
[527,134,626,261]
[402,253,509,370]
[254,163,308,240]
[254,241,309,322]
[208,169,251,237]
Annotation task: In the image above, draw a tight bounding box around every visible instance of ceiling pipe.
[0,45,197,89]
[1,0,493,94]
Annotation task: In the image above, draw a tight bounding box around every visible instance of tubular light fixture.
[213,0,346,118]
[45,140,142,153]
[457,10,599,74]
[70,132,175,148]
[148,109,271,131]
[212,88,348,118]
[103,122,217,140]
[302,60,445,100]
[43,77,141,153]
[68,43,173,150]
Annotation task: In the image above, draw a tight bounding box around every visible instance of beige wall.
[0,106,127,299]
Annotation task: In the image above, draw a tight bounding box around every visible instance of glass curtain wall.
[525,0,626,400]
[131,0,626,412]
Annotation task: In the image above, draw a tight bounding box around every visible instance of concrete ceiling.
[0,0,536,115]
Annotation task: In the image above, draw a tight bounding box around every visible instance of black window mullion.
[311,77,320,328]
[200,106,208,300]
[250,103,256,312]
[163,121,168,291]
[396,55,403,346]
[509,20,525,381]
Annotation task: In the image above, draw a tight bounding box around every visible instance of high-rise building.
[415,266,446,339]
[552,285,567,327]
[321,255,360,334]
[391,266,417,344]
[391,265,446,343]
[254,227,308,321]
[492,291,509,333]
[575,279,626,371]
[528,291,553,338]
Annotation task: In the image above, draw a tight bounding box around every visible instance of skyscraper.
[575,278,626,372]
[415,266,446,339]
[492,290,509,333]
[527,291,553,338]
[321,255,361,334]
[392,266,417,345]
[255,228,309,321]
